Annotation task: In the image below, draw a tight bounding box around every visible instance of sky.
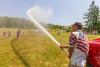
[0,0,100,26]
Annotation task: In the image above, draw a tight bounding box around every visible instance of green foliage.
[66,26,71,32]
[48,24,61,29]
[84,1,100,33]
[0,16,70,32]
[0,16,34,29]
[48,24,71,32]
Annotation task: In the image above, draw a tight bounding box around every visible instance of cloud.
[28,6,53,22]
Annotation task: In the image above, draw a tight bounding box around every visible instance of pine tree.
[84,1,100,33]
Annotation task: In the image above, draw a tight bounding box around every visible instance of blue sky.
[0,0,100,25]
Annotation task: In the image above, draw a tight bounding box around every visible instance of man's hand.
[59,45,64,49]
[68,54,71,58]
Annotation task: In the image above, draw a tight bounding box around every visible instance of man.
[16,29,21,39]
[60,22,89,67]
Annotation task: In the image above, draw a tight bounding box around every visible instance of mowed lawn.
[0,28,100,67]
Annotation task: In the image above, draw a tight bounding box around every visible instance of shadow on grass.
[11,38,30,67]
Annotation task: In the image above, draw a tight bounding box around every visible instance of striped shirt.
[69,31,89,55]
[69,30,89,66]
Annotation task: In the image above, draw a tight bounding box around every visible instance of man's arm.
[59,45,71,49]
[59,45,74,58]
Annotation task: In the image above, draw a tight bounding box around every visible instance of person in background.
[3,32,6,36]
[60,22,89,67]
[8,31,11,37]
[57,31,60,36]
[16,29,21,39]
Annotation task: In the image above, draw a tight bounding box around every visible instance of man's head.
[72,22,83,32]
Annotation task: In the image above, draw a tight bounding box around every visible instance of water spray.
[27,7,69,55]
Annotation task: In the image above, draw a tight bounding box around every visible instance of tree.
[0,16,35,29]
[84,1,100,33]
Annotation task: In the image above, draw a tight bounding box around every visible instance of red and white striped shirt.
[69,30,89,66]
[69,31,89,55]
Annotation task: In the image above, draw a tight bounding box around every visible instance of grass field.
[0,28,100,67]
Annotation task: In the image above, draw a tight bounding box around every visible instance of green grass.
[0,28,100,67]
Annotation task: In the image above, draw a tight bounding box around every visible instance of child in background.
[60,22,89,67]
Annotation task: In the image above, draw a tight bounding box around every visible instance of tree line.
[0,16,68,31]
[0,16,34,29]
